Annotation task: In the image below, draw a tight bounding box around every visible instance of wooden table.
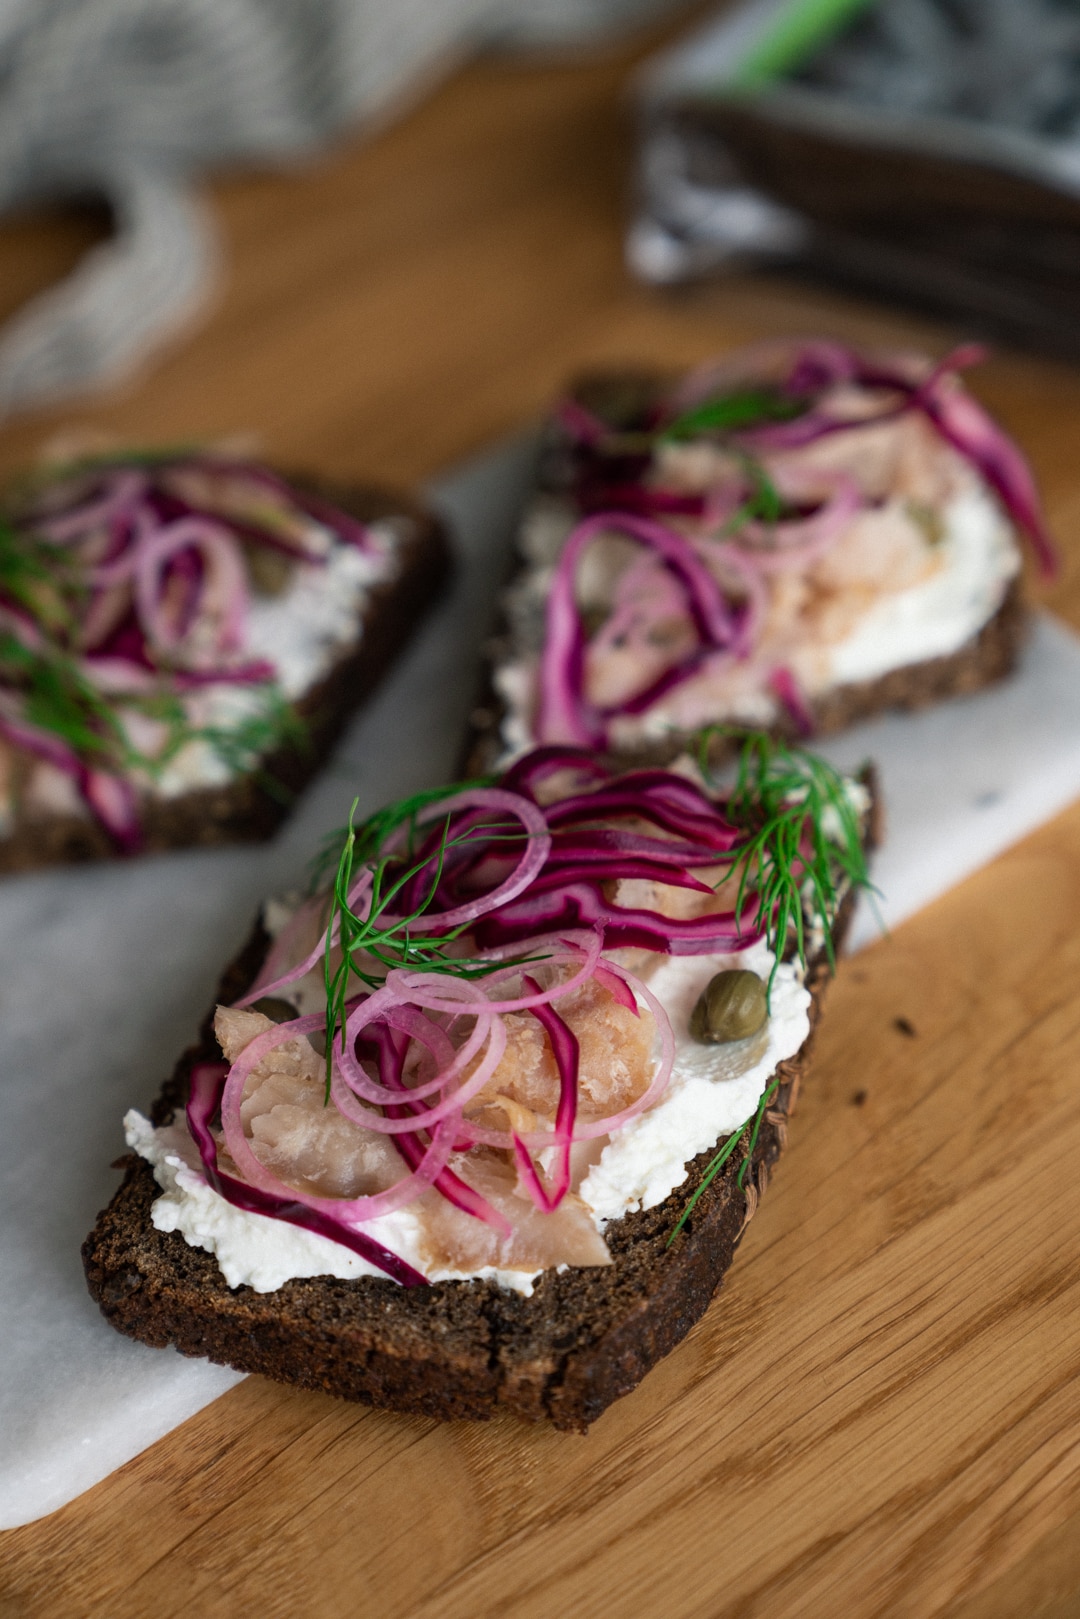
[5,16,1080,1618]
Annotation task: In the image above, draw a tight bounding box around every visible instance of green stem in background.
[726,0,877,93]
[321,790,544,1096]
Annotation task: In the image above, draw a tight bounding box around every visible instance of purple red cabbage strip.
[186,1061,426,1288]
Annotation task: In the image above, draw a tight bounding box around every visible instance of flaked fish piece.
[415,1148,611,1274]
[468,976,657,1121]
[213,1006,403,1200]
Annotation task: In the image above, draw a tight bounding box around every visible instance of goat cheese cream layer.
[125,936,810,1297]
[494,479,1020,755]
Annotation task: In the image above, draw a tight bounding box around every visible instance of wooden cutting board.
[4,13,1080,1617]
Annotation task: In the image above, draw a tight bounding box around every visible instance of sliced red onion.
[360,1020,511,1236]
[459,958,675,1152]
[384,788,551,933]
[914,364,1058,578]
[500,745,610,801]
[515,860,716,898]
[537,511,747,748]
[577,483,709,518]
[544,777,742,852]
[35,470,148,545]
[544,826,731,867]
[474,880,751,956]
[0,706,144,852]
[591,963,640,1015]
[81,768,143,853]
[239,787,551,1008]
[133,517,250,661]
[769,667,815,738]
[386,928,605,1014]
[724,474,862,575]
[0,706,85,777]
[186,1061,425,1287]
[329,986,507,1129]
[512,976,579,1211]
[189,459,376,554]
[218,1013,459,1223]
[80,656,158,695]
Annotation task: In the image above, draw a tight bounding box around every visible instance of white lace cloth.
[0,0,679,416]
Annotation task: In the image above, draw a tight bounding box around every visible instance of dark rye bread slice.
[0,481,450,874]
[83,791,875,1433]
[463,368,1028,775]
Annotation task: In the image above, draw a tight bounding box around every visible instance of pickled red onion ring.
[239,787,551,1007]
[511,976,579,1212]
[218,1013,461,1222]
[329,993,507,1130]
[187,1061,424,1286]
[381,787,551,932]
[456,959,676,1152]
[537,510,744,748]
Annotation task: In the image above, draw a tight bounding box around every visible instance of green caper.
[251,996,300,1024]
[243,542,296,597]
[689,970,768,1044]
[252,995,326,1054]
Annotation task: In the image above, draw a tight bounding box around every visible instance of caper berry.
[243,543,296,597]
[251,996,300,1024]
[689,969,768,1044]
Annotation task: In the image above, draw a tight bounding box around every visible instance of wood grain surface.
[4,13,1080,1618]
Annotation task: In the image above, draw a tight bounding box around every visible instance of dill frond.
[667,1077,781,1246]
[196,685,308,800]
[660,388,806,441]
[320,788,539,1095]
[699,727,872,995]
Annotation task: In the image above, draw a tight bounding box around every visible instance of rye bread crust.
[0,482,450,874]
[463,368,1028,775]
[83,819,871,1433]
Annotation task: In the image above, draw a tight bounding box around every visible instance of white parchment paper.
[3,435,1080,1528]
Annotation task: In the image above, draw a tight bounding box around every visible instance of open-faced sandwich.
[470,339,1055,771]
[0,450,448,870]
[85,733,875,1430]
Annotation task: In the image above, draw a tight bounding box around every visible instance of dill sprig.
[0,631,133,766]
[668,730,873,1245]
[701,727,871,994]
[0,516,82,637]
[0,621,303,788]
[195,687,307,802]
[660,387,806,442]
[321,787,542,1093]
[716,452,784,535]
[667,1078,781,1245]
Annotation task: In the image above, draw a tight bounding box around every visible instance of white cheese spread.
[127,936,811,1296]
